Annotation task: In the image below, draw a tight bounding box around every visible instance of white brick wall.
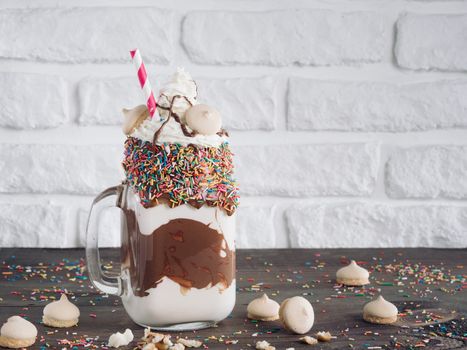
[395,13,467,71]
[1,0,466,248]
[235,143,380,196]
[288,79,467,132]
[0,72,68,129]
[183,10,390,66]
[286,203,467,248]
[0,144,121,194]
[0,8,174,63]
[386,146,467,199]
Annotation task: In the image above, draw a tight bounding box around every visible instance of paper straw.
[130,49,157,118]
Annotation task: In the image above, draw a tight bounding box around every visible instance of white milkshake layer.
[122,278,236,326]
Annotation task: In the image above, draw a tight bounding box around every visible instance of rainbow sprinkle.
[122,137,239,215]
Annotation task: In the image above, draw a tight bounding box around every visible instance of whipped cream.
[131,111,226,147]
[129,68,226,147]
[158,68,198,122]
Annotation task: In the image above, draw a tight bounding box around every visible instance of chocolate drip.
[217,129,229,137]
[153,95,196,144]
[122,210,235,297]
[152,114,172,144]
[146,195,236,216]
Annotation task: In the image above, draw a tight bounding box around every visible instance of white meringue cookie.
[185,104,222,136]
[247,294,280,321]
[122,105,150,135]
[0,316,37,340]
[336,260,370,286]
[108,328,134,348]
[363,296,398,324]
[43,294,80,328]
[0,316,37,349]
[279,296,314,334]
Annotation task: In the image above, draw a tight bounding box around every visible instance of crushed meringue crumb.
[177,338,203,348]
[139,329,203,350]
[300,336,318,345]
[256,340,276,350]
[316,331,332,342]
[142,344,156,350]
[169,344,185,350]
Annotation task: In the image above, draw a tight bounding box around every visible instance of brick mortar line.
[0,1,466,13]
[1,64,467,84]
[0,129,466,145]
[1,194,466,206]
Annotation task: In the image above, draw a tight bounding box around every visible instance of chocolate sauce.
[154,95,196,144]
[122,210,235,297]
[152,114,172,144]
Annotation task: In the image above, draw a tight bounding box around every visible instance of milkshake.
[119,69,239,328]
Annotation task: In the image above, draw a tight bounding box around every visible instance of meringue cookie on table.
[108,328,134,348]
[0,316,37,349]
[363,295,398,324]
[279,296,314,334]
[247,293,280,321]
[43,294,80,328]
[336,260,370,286]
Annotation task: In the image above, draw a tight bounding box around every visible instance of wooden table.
[0,248,465,349]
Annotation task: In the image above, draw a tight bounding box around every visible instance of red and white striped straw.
[130,49,157,118]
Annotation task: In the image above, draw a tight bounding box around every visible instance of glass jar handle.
[85,185,124,296]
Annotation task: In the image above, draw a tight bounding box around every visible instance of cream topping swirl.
[130,115,226,147]
[158,67,198,123]
[129,68,226,147]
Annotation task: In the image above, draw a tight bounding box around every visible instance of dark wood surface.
[0,248,466,349]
